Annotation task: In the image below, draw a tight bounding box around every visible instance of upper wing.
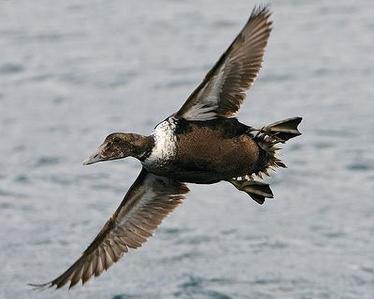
[176,6,272,121]
[30,168,189,289]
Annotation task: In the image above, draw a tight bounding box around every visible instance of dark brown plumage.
[171,119,260,184]
[30,5,302,290]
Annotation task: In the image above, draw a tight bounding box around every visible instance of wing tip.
[251,3,272,18]
[250,4,273,28]
[27,282,53,291]
[28,279,88,291]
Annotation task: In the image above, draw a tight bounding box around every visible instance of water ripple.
[0,63,24,75]
[34,156,62,168]
[347,162,374,172]
[175,276,233,299]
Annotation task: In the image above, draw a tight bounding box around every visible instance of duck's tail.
[230,117,302,205]
[254,117,302,177]
[262,117,302,143]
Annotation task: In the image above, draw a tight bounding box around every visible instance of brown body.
[168,118,263,184]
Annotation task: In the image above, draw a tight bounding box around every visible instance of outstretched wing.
[176,6,272,121]
[30,168,189,289]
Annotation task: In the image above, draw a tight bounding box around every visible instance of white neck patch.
[143,117,177,167]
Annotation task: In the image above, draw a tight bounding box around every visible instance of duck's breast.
[142,117,178,171]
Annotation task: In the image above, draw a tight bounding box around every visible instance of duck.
[31,5,302,290]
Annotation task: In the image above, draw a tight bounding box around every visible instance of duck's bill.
[83,145,105,165]
[82,154,102,165]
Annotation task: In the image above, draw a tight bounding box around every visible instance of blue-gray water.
[1,0,373,298]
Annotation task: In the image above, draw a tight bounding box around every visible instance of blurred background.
[0,0,373,298]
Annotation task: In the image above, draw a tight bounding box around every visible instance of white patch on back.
[143,117,177,168]
[181,63,226,121]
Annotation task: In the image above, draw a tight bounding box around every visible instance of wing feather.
[176,5,272,121]
[29,168,189,289]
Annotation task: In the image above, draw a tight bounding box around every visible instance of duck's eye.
[113,137,121,143]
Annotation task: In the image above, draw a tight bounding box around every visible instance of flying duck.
[31,6,302,289]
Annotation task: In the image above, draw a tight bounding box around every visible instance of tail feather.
[254,116,302,177]
[263,117,302,142]
[232,116,302,204]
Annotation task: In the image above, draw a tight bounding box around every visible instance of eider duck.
[31,6,302,289]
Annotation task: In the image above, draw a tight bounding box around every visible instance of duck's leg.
[229,178,273,205]
[259,117,302,143]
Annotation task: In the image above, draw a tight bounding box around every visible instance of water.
[1,0,373,298]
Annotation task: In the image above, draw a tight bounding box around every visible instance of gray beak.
[83,145,105,165]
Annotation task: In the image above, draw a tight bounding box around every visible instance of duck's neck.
[130,134,155,161]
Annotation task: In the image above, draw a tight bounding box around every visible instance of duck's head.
[83,133,153,165]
